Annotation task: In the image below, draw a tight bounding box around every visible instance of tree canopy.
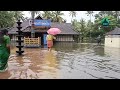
[0,11,25,28]
[1,11,120,42]
[72,11,120,42]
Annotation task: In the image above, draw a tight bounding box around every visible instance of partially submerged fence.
[24,37,41,47]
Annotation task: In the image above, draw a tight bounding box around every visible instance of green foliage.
[94,15,117,34]
[72,19,81,33]
[86,11,94,16]
[86,20,94,37]
[42,11,53,19]
[0,11,24,28]
[69,11,77,17]
[0,11,15,28]
[72,18,87,42]
[41,11,65,23]
[79,18,87,36]
[51,11,64,22]
[1,11,120,42]
[12,11,25,21]
[72,11,120,42]
[69,11,77,22]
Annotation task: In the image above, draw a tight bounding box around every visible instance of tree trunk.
[89,14,91,42]
[71,17,73,23]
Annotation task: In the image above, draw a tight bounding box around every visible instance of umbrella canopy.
[47,28,61,35]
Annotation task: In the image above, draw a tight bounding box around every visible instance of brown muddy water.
[0,42,120,79]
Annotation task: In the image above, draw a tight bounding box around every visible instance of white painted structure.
[105,35,120,48]
[105,27,120,48]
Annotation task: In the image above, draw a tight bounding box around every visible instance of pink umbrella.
[47,28,61,35]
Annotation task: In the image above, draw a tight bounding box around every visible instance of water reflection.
[0,47,59,79]
[54,42,78,52]
[93,45,105,56]
[104,47,120,59]
[0,42,120,79]
[54,43,120,79]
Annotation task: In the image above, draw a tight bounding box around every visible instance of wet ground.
[0,42,120,79]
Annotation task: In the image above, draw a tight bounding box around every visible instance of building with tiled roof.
[9,15,79,46]
[105,27,120,48]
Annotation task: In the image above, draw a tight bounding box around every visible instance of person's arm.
[53,36,56,40]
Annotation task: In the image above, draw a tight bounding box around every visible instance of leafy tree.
[86,20,94,37]
[86,11,94,40]
[94,15,117,33]
[42,11,53,19]
[52,11,64,22]
[12,11,25,21]
[0,11,15,28]
[72,19,81,32]
[72,19,87,42]
[86,11,94,22]
[69,11,77,22]
[79,18,87,42]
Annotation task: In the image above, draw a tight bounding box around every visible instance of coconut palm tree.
[52,11,64,22]
[69,11,77,22]
[113,11,120,22]
[42,11,53,19]
[79,18,86,42]
[13,11,24,21]
[86,11,94,22]
[0,11,15,28]
[86,11,94,41]
[42,11,65,23]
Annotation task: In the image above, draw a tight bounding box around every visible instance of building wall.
[10,34,76,47]
[105,35,120,48]
[56,35,74,41]
[11,34,17,41]
[11,34,75,42]
[10,34,24,41]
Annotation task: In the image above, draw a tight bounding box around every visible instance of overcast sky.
[23,11,100,23]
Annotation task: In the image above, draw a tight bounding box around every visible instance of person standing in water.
[97,35,101,45]
[0,29,10,72]
[46,34,56,51]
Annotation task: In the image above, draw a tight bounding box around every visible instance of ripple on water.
[1,43,120,79]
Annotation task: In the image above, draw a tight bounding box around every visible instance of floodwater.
[0,42,120,79]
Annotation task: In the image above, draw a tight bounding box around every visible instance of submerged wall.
[105,35,120,48]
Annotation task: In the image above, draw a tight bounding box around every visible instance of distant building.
[9,15,79,46]
[105,27,120,48]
